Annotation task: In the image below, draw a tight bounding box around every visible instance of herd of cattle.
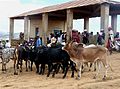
[0,41,112,80]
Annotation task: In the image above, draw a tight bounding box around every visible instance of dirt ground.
[0,52,120,89]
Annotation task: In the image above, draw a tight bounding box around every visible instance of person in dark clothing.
[97,32,103,45]
[82,29,89,45]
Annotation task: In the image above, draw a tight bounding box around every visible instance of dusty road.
[0,52,120,89]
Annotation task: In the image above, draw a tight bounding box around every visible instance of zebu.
[0,48,16,72]
[64,41,111,80]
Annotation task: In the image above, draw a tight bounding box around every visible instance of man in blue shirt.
[36,36,42,47]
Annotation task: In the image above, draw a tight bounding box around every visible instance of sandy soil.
[0,52,120,89]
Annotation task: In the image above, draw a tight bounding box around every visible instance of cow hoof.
[76,77,80,80]
[71,75,74,78]
[94,69,96,71]
[26,70,28,72]
[39,72,42,75]
[2,69,4,71]
[102,76,107,81]
[47,75,49,77]
[20,70,22,72]
[93,76,96,79]
[52,75,55,78]
[17,66,19,69]
[36,71,39,74]
[63,76,66,79]
[89,69,91,71]
[42,73,44,75]
[14,72,18,75]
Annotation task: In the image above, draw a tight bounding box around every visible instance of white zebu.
[0,48,15,72]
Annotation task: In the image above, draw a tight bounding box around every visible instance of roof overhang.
[10,0,120,19]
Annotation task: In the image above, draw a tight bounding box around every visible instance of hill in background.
[0,32,19,40]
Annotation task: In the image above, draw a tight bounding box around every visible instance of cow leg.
[77,62,82,80]
[20,60,22,72]
[4,63,7,71]
[2,64,6,72]
[70,61,77,78]
[25,60,28,72]
[14,58,18,75]
[89,63,92,71]
[102,59,108,80]
[30,61,33,71]
[2,64,5,71]
[28,60,31,70]
[55,64,61,74]
[93,60,101,79]
[2,59,6,71]
[94,62,96,71]
[2,61,4,71]
[17,58,20,69]
[102,65,108,80]
[39,64,45,75]
[52,64,58,78]
[35,63,39,73]
[63,65,69,79]
[41,64,45,75]
[39,64,42,75]
[71,64,77,78]
[14,64,18,75]
[47,63,53,77]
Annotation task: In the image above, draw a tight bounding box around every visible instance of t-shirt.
[36,38,41,47]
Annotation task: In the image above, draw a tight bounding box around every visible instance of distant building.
[10,0,120,45]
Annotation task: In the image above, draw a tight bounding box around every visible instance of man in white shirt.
[5,40,11,48]
[108,27,114,42]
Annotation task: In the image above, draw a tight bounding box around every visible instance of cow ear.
[70,40,74,44]
[77,43,84,48]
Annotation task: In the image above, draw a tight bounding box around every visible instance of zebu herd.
[0,41,112,80]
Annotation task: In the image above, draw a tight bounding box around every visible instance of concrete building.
[10,0,120,45]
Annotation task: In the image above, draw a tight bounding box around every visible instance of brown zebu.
[64,41,110,80]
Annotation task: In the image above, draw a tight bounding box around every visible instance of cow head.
[63,41,74,51]
[64,41,84,51]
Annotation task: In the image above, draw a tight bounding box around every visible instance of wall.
[29,19,65,38]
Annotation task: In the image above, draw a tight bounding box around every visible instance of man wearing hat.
[108,27,114,42]
[82,29,89,45]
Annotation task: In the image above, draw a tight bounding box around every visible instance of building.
[10,0,120,45]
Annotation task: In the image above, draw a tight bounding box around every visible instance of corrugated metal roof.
[11,0,120,18]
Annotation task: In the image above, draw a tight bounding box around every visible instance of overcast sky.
[0,0,120,34]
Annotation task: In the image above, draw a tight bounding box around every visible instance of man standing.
[5,40,11,48]
[36,36,42,48]
[82,29,89,45]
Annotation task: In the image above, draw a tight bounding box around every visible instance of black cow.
[34,46,76,78]
[35,46,49,75]
[16,44,29,72]
[28,46,37,71]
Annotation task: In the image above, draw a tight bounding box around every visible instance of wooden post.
[9,18,14,43]
[42,13,48,45]
[84,17,89,32]
[66,9,73,42]
[24,16,29,41]
[100,3,109,46]
[111,15,117,34]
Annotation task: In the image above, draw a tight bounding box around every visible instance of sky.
[0,0,120,34]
